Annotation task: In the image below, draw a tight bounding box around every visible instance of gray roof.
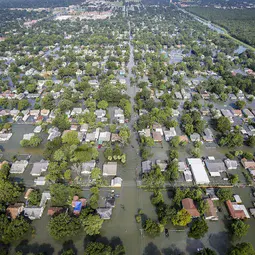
[224,159,238,169]
[205,160,226,173]
[103,162,117,176]
[99,132,111,142]
[96,207,112,219]
[142,160,152,173]
[30,161,49,176]
[10,160,28,174]
[81,160,96,174]
[24,207,44,220]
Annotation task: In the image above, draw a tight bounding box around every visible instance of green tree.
[217,188,233,202]
[184,123,194,136]
[172,209,192,226]
[170,136,180,148]
[97,100,108,110]
[29,135,43,147]
[42,94,55,110]
[144,219,161,237]
[18,99,30,111]
[119,128,130,144]
[28,189,41,206]
[230,174,239,185]
[62,131,80,145]
[188,219,208,239]
[228,242,255,255]
[230,220,250,240]
[247,136,255,147]
[48,213,81,240]
[0,179,22,203]
[142,167,165,189]
[81,214,104,236]
[84,242,112,255]
[216,116,231,134]
[52,113,70,132]
[235,100,246,110]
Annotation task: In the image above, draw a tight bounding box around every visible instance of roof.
[6,203,24,219]
[73,201,82,214]
[111,177,122,187]
[47,207,63,216]
[234,195,242,203]
[184,170,193,182]
[142,160,152,173]
[187,158,210,184]
[241,159,255,169]
[30,161,49,176]
[96,207,112,219]
[204,160,226,173]
[224,159,238,169]
[182,198,200,217]
[204,199,218,219]
[81,160,96,174]
[103,162,117,176]
[24,207,44,220]
[226,200,246,219]
[152,131,162,142]
[99,132,111,142]
[10,160,28,174]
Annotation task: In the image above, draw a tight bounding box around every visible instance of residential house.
[95,109,106,119]
[203,128,214,142]
[152,131,162,142]
[224,159,238,170]
[34,176,46,186]
[155,160,168,172]
[80,124,88,132]
[96,207,112,219]
[243,109,254,118]
[226,200,250,219]
[164,128,176,141]
[103,162,117,176]
[204,159,226,177]
[0,133,12,141]
[47,207,64,216]
[182,198,200,217]
[190,133,201,142]
[23,133,34,141]
[184,170,193,182]
[139,129,151,138]
[6,203,24,219]
[71,108,82,116]
[34,126,42,133]
[10,160,28,174]
[205,188,218,201]
[72,196,86,215]
[204,199,218,220]
[241,158,255,170]
[114,108,125,124]
[85,132,96,142]
[98,132,111,143]
[142,160,152,174]
[30,161,49,176]
[111,177,123,187]
[111,133,121,143]
[81,160,96,174]
[24,207,44,220]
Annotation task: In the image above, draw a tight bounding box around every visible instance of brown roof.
[226,200,245,219]
[6,203,24,219]
[204,199,218,218]
[152,132,162,142]
[47,207,63,216]
[111,133,121,142]
[241,158,255,169]
[182,198,200,217]
[179,135,189,142]
[24,188,34,200]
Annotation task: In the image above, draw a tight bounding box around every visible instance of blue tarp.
[74,201,82,212]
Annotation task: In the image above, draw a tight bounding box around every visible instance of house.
[204,159,226,177]
[182,198,200,217]
[30,161,49,176]
[24,207,44,220]
[81,160,96,174]
[243,109,254,118]
[98,132,111,143]
[224,159,238,170]
[47,207,63,216]
[71,108,82,116]
[234,195,242,204]
[34,126,42,133]
[40,109,50,117]
[96,207,112,219]
[23,133,34,140]
[204,199,218,220]
[6,203,24,219]
[203,128,214,142]
[152,131,162,142]
[111,177,123,187]
[103,162,117,176]
[155,160,168,171]
[164,128,176,141]
[221,109,233,118]
[206,188,219,201]
[70,125,78,131]
[139,129,151,138]
[184,170,193,182]
[142,160,152,173]
[232,109,242,117]
[190,133,201,142]
[241,158,255,170]
[179,135,189,143]
[111,133,121,143]
[178,161,188,171]
[114,108,125,124]
[187,158,210,185]
[80,124,88,132]
[34,176,46,186]
[95,109,106,119]
[0,133,12,141]
[72,196,86,215]
[85,132,96,142]
[10,160,28,174]
[175,92,182,99]
[226,200,250,219]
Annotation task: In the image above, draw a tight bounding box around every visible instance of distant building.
[226,200,250,219]
[182,198,200,218]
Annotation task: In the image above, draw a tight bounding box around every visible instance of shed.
[111,177,122,187]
